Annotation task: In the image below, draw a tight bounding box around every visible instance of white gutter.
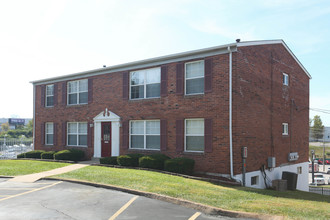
[33,84,36,150]
[227,46,234,179]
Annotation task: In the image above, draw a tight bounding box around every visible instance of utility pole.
[323,135,326,172]
[311,150,315,184]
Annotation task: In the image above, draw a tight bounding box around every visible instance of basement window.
[251,176,259,186]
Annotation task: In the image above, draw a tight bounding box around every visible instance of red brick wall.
[34,53,232,174]
[232,44,309,174]
[34,43,309,175]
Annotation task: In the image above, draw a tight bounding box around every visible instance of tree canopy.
[311,115,324,141]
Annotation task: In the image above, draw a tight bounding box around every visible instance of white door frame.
[93,108,121,158]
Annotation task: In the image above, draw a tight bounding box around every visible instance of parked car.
[316,158,330,165]
[314,174,325,185]
[327,167,330,174]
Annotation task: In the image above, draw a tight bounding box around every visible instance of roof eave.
[30,43,237,85]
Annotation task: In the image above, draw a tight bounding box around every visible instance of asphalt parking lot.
[0,179,246,220]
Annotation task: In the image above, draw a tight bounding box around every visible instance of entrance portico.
[93,108,121,158]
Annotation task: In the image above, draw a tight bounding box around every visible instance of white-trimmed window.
[67,122,87,147]
[130,120,160,150]
[68,79,88,105]
[45,122,54,145]
[283,73,289,86]
[185,119,204,152]
[130,67,160,99]
[185,60,204,95]
[46,84,54,107]
[251,176,259,185]
[282,123,289,135]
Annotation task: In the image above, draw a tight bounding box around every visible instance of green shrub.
[24,150,45,159]
[54,149,85,161]
[41,151,56,159]
[100,156,118,165]
[17,153,25,158]
[164,157,195,175]
[117,154,143,167]
[139,154,171,170]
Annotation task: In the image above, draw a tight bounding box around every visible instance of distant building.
[0,118,32,132]
[309,127,330,142]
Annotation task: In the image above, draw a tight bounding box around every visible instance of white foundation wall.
[235,162,309,191]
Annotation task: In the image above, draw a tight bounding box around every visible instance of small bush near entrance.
[100,156,118,165]
[17,153,26,158]
[164,157,195,175]
[54,149,85,161]
[117,154,143,167]
[139,154,171,170]
[24,150,46,159]
[41,151,56,159]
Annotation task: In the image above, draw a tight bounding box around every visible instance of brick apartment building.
[31,40,310,190]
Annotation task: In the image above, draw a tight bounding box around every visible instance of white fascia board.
[31,43,237,85]
[238,39,311,79]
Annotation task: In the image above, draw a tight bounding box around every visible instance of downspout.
[33,84,36,150]
[227,46,234,179]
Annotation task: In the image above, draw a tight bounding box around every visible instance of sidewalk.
[9,164,89,183]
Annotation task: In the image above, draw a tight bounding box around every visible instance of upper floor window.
[283,73,289,86]
[46,85,54,107]
[130,120,160,150]
[130,67,160,99]
[45,122,54,145]
[67,122,87,147]
[185,118,204,152]
[282,123,289,135]
[185,60,204,95]
[68,79,88,105]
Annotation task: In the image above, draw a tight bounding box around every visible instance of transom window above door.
[130,67,161,99]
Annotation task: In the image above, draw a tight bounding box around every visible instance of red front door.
[101,122,111,157]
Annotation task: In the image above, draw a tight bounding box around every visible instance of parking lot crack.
[40,202,79,220]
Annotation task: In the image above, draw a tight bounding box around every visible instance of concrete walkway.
[9,164,89,183]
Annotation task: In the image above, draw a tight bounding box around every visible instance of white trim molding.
[93,108,121,158]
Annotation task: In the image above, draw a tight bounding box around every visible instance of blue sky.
[1,0,330,125]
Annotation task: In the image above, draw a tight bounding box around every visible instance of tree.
[1,123,9,132]
[311,115,324,141]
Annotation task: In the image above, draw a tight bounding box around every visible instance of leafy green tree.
[311,115,324,141]
[0,120,33,138]
[1,123,9,132]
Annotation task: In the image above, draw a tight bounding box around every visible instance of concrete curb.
[0,176,13,179]
[42,177,284,220]
[91,164,241,186]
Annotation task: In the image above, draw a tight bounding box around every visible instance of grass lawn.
[309,145,330,159]
[0,160,70,176]
[56,166,330,220]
